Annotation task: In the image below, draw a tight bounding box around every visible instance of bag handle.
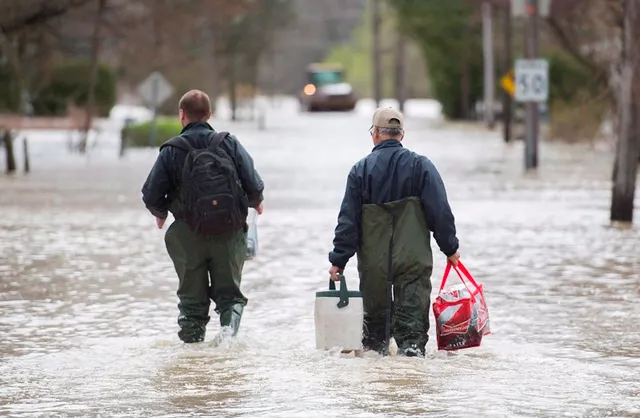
[438,261,478,302]
[328,274,350,309]
[455,262,482,293]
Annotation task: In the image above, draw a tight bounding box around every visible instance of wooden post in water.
[2,130,16,174]
[23,137,30,173]
[524,0,540,170]
[119,128,126,158]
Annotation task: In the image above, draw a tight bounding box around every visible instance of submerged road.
[0,101,638,417]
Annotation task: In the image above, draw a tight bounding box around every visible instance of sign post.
[137,71,174,147]
[513,0,549,171]
[511,0,551,18]
[515,58,549,171]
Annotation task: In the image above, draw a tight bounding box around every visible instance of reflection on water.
[1,112,639,417]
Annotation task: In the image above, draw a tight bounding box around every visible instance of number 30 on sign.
[514,59,549,103]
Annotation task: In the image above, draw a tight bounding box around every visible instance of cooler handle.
[328,274,350,309]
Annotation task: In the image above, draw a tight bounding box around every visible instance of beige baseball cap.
[372,107,404,129]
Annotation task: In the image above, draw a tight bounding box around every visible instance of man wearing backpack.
[142,89,264,343]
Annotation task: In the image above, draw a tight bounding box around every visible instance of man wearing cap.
[328,107,460,357]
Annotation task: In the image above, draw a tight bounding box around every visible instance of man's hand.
[329,265,343,281]
[256,203,264,215]
[447,251,461,267]
[156,217,166,229]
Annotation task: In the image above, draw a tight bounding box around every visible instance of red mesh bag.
[432,261,491,351]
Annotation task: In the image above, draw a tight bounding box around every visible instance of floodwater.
[1,100,639,417]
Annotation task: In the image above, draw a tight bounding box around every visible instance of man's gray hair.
[376,127,404,138]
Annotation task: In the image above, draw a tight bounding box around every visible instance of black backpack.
[161,131,248,236]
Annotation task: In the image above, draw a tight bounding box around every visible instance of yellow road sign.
[500,69,515,97]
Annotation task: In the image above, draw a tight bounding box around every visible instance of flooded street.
[1,101,639,417]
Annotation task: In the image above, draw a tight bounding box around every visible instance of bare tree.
[0,0,95,100]
[0,0,97,166]
[1,0,295,124]
[204,0,294,119]
[609,0,640,223]
[0,0,95,35]
[77,0,107,153]
[547,0,640,223]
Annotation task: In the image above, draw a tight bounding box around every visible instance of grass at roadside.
[122,117,182,147]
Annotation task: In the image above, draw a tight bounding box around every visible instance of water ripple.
[1,113,639,417]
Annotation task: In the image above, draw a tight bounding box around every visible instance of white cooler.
[314,275,364,351]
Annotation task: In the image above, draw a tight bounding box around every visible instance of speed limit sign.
[515,59,549,103]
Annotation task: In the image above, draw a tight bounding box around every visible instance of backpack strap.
[160,135,193,152]
[207,131,229,152]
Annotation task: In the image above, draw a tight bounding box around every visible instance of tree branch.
[546,17,609,85]
[0,0,95,35]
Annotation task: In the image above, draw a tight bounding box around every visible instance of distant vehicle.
[299,63,357,112]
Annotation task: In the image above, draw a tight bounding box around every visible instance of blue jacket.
[329,139,459,269]
[141,122,264,219]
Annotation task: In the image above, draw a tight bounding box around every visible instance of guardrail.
[0,112,87,131]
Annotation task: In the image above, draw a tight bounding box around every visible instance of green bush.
[546,50,607,104]
[33,59,117,117]
[122,117,182,148]
[424,44,483,120]
[0,63,20,113]
[544,49,610,141]
[389,0,483,120]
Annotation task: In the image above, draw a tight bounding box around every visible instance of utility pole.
[524,0,540,169]
[394,30,407,112]
[502,0,513,143]
[149,0,161,147]
[482,0,495,129]
[372,0,382,107]
[207,15,219,113]
[80,0,106,153]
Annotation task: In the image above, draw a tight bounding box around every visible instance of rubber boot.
[219,303,244,337]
